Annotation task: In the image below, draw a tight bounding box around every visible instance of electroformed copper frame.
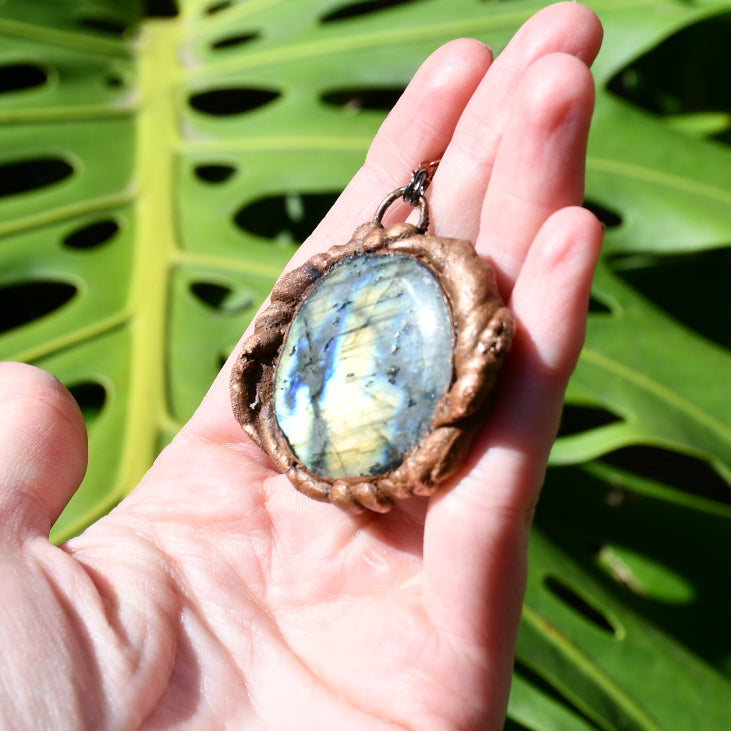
[230,218,514,512]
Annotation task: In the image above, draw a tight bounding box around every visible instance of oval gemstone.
[274,253,454,478]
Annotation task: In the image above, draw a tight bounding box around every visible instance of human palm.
[0,4,603,729]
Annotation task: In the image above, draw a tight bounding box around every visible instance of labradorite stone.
[274,253,454,478]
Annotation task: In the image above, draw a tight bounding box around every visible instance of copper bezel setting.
[230,220,513,512]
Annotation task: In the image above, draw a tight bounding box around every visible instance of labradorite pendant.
[274,252,455,480]
[230,164,514,512]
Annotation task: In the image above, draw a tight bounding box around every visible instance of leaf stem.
[121,18,182,495]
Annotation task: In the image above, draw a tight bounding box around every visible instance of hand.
[0,4,603,729]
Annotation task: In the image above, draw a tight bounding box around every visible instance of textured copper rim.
[230,220,514,512]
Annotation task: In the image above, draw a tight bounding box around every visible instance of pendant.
[230,162,514,512]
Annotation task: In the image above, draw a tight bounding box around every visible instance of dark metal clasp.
[373,159,441,234]
[402,159,439,205]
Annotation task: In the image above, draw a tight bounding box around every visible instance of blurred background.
[0,1,729,728]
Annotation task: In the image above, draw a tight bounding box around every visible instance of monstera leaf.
[1,0,729,728]
[511,457,731,729]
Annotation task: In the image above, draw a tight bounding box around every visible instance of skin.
[0,4,604,729]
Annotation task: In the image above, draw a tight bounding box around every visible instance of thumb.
[0,362,88,541]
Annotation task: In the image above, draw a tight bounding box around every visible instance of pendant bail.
[403,159,439,205]
[372,159,440,234]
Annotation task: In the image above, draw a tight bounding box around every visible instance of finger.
[284,37,493,271]
[429,1,603,242]
[477,52,596,295]
[423,206,603,653]
[188,38,494,442]
[0,363,88,540]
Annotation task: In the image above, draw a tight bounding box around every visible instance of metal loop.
[373,187,430,233]
[371,160,439,234]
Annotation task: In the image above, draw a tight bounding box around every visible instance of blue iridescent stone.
[274,253,454,478]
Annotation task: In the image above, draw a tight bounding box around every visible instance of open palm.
[0,4,604,729]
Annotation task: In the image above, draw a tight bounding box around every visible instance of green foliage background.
[0,0,729,727]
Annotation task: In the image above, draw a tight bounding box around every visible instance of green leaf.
[1,0,730,727]
[518,527,731,730]
[514,463,731,729]
[553,262,731,481]
[587,97,731,256]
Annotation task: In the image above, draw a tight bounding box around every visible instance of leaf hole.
[512,660,565,704]
[68,381,107,427]
[320,0,421,23]
[511,660,605,730]
[62,219,120,250]
[194,163,237,183]
[606,13,731,140]
[78,16,129,37]
[600,446,731,505]
[502,720,533,731]
[145,0,179,17]
[234,192,339,243]
[205,0,234,15]
[588,295,612,314]
[610,248,731,350]
[211,31,260,50]
[190,281,253,314]
[544,575,620,637]
[583,199,622,229]
[0,281,77,334]
[105,74,126,89]
[321,86,404,113]
[0,157,74,199]
[189,87,280,116]
[557,404,621,437]
[0,63,49,94]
